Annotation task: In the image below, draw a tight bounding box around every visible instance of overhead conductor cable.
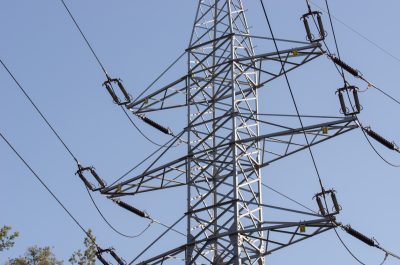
[1,56,149,239]
[60,0,175,148]
[338,223,400,264]
[0,131,124,264]
[302,1,372,264]
[259,3,367,262]
[330,53,400,108]
[321,1,400,262]
[341,224,400,261]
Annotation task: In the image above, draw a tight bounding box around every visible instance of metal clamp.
[75,164,106,192]
[103,78,131,105]
[301,11,326,43]
[336,85,362,116]
[314,189,341,216]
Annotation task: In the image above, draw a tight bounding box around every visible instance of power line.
[308,0,400,65]
[262,2,370,264]
[0,56,153,243]
[60,0,109,77]
[262,183,316,214]
[304,0,348,84]
[316,0,400,168]
[322,0,347,82]
[309,0,400,107]
[370,85,400,107]
[120,106,180,148]
[333,227,366,265]
[259,0,325,193]
[57,2,189,242]
[85,186,153,239]
[132,51,186,103]
[150,219,185,237]
[357,120,400,168]
[380,253,389,265]
[55,1,398,263]
[109,129,185,187]
[1,31,176,247]
[0,130,130,262]
[129,214,186,264]
[322,0,341,57]
[129,183,319,264]
[343,81,400,167]
[60,0,178,149]
[315,2,393,264]
[0,58,79,164]
[0,131,94,243]
[260,3,396,265]
[0,55,133,253]
[121,107,165,147]
[317,2,366,264]
[261,9,352,261]
[86,185,186,241]
[325,9,400,167]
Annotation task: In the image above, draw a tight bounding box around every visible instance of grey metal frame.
[101,1,358,264]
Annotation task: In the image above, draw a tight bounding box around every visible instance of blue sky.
[1,0,400,264]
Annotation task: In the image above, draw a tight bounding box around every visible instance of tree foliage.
[2,226,98,265]
[0,226,19,252]
[6,246,63,265]
[68,230,97,265]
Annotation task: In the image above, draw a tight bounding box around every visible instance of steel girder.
[101,1,357,264]
[102,117,357,197]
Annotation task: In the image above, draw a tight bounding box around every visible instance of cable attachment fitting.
[75,164,106,192]
[329,55,362,78]
[336,85,362,116]
[362,127,400,152]
[301,10,326,43]
[136,114,173,135]
[96,247,126,265]
[343,225,375,247]
[111,198,150,219]
[102,78,132,105]
[314,189,341,216]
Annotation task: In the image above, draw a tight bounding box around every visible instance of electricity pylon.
[100,1,358,264]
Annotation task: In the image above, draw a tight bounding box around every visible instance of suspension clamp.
[75,164,106,192]
[314,189,341,216]
[96,247,125,265]
[336,85,362,116]
[301,10,326,43]
[103,78,131,105]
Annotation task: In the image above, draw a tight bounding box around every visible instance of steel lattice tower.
[185,1,264,263]
[101,1,358,264]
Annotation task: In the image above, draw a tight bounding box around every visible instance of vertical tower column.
[186,1,263,263]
